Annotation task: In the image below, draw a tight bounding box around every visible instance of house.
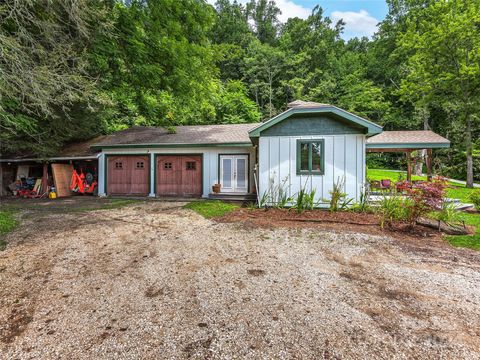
[0,101,450,203]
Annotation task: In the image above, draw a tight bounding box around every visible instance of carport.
[366,130,450,181]
[0,137,103,197]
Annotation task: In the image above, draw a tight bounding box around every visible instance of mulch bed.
[216,208,444,242]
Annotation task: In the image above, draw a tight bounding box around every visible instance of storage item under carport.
[51,163,74,197]
[107,155,149,195]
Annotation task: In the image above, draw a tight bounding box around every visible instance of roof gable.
[249,105,383,137]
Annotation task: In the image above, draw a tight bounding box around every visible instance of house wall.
[97,146,256,197]
[258,134,366,206]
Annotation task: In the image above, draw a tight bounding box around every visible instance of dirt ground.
[1,199,480,359]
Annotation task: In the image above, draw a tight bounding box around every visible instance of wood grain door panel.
[107,155,149,195]
[156,155,202,196]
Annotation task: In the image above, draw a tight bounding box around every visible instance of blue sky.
[294,1,389,39]
[208,0,389,40]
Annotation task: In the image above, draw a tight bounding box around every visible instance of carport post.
[406,151,412,182]
[426,148,433,181]
[42,162,48,194]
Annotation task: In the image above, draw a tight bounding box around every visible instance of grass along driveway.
[0,200,480,358]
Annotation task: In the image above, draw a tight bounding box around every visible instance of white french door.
[219,155,248,193]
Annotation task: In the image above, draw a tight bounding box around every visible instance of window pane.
[300,142,309,171]
[311,142,322,172]
[222,158,231,187]
[236,158,246,187]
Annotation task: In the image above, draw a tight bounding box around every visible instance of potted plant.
[212,183,221,193]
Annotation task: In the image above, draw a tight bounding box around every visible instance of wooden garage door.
[107,155,149,195]
[156,155,202,196]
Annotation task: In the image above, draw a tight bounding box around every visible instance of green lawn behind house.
[184,200,239,219]
[367,169,476,203]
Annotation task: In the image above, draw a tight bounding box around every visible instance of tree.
[243,40,285,117]
[211,0,251,45]
[397,0,480,187]
[246,0,281,45]
[90,0,220,129]
[215,80,261,123]
[0,0,108,156]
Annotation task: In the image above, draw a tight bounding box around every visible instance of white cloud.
[330,9,379,39]
[275,0,311,22]
[206,0,311,23]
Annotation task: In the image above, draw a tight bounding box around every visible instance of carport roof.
[0,137,103,162]
[90,124,259,149]
[366,130,450,150]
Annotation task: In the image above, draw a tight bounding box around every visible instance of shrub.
[430,202,462,225]
[350,190,373,213]
[329,177,353,212]
[377,195,411,228]
[470,191,480,210]
[403,177,448,225]
[259,175,292,208]
[292,187,317,213]
[291,177,319,213]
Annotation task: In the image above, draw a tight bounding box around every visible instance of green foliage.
[1,0,478,185]
[292,187,317,214]
[184,201,239,219]
[429,203,462,226]
[0,0,108,156]
[396,0,480,187]
[0,211,17,235]
[329,177,353,212]
[259,175,292,208]
[291,177,318,213]
[470,191,480,211]
[377,195,412,228]
[215,81,261,123]
[0,210,18,250]
[350,188,373,213]
[367,169,476,203]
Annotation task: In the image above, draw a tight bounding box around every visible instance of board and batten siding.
[97,146,256,197]
[258,134,366,206]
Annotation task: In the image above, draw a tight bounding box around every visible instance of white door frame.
[219,154,249,193]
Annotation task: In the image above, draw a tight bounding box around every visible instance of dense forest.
[0,0,479,185]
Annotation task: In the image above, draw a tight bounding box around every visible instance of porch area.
[366,130,450,184]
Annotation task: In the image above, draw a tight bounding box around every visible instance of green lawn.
[0,210,18,250]
[446,213,480,251]
[184,200,239,219]
[367,168,476,203]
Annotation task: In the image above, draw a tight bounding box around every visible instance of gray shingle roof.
[287,100,330,108]
[367,130,450,148]
[91,124,259,148]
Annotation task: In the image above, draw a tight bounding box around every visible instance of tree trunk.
[413,106,429,176]
[466,115,474,188]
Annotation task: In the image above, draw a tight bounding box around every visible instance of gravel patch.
[0,201,479,359]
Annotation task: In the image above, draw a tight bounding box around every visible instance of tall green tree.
[246,0,281,45]
[397,0,480,187]
[0,0,107,156]
[90,0,220,128]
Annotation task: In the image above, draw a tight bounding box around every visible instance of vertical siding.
[279,137,291,196]
[258,134,366,206]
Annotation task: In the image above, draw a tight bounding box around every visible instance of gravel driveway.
[1,201,479,359]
